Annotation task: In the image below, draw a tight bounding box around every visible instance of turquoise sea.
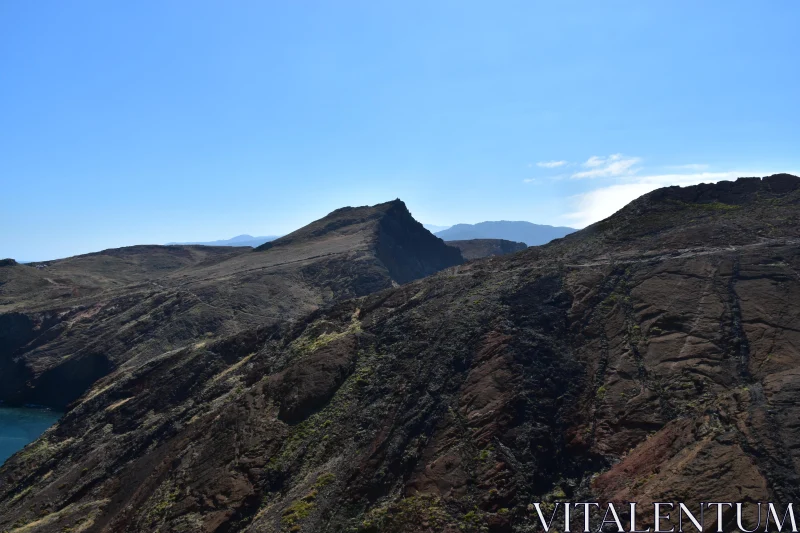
[0,407,62,465]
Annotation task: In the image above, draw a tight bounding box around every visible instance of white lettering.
[678,503,704,532]
[533,503,561,532]
[766,503,798,532]
[655,503,675,533]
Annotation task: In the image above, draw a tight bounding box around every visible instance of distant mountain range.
[165,221,574,252]
[434,220,575,246]
[166,234,279,248]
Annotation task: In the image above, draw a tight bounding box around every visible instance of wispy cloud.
[572,154,641,179]
[537,160,567,168]
[583,156,607,168]
[561,171,764,228]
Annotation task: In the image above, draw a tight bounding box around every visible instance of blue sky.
[2,1,799,261]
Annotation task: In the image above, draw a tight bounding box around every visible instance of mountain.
[255,200,463,284]
[435,220,575,246]
[166,234,280,248]
[446,239,527,260]
[2,175,800,532]
[0,200,461,410]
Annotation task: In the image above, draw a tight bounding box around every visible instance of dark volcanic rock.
[0,259,17,267]
[446,239,527,260]
[375,200,464,283]
[2,176,800,532]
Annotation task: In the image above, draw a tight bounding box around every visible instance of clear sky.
[2,1,799,261]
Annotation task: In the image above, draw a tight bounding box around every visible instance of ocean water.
[0,407,62,465]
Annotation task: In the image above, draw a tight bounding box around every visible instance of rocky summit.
[1,175,800,532]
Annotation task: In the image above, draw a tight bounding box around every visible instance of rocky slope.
[446,239,527,260]
[1,175,800,533]
[0,200,462,410]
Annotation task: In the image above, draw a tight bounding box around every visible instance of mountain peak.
[227,234,256,242]
[255,199,412,252]
[256,199,462,283]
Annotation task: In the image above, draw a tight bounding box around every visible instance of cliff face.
[1,176,800,533]
[0,201,461,410]
[374,200,464,284]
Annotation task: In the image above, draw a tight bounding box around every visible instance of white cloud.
[561,171,759,228]
[537,160,567,168]
[572,154,641,179]
[583,156,607,168]
[562,182,658,228]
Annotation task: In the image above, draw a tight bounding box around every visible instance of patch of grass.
[672,200,740,212]
[10,486,33,504]
[360,495,451,533]
[291,314,363,357]
[17,438,61,464]
[314,472,335,489]
[475,444,494,462]
[697,201,739,211]
[281,492,317,530]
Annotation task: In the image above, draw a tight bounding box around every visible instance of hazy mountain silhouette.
[166,234,279,248]
[435,220,575,246]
